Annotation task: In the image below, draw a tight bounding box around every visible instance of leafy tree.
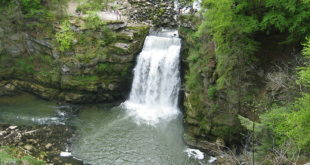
[260,0,310,42]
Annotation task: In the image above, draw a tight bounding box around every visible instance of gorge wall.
[1,0,308,158]
[0,1,149,103]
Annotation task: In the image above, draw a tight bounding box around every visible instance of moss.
[76,53,98,63]
[96,63,131,77]
[33,69,61,87]
[115,33,133,43]
[207,86,217,100]
[107,46,128,55]
[199,119,211,133]
[61,75,99,92]
[210,113,242,143]
[0,146,46,165]
[127,26,150,36]
[157,8,165,16]
[97,63,110,73]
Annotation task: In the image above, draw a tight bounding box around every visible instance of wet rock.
[0,81,20,96]
[31,39,53,49]
[45,143,53,149]
[127,0,177,27]
[0,131,6,136]
[114,42,130,49]
[62,65,71,74]
[108,83,116,90]
[12,80,60,100]
[107,22,127,30]
[9,33,24,41]
[26,40,36,53]
[24,144,33,151]
[27,139,38,144]
[6,43,25,57]
[0,124,84,164]
[9,126,18,130]
[52,49,60,59]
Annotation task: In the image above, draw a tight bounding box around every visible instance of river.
[0,30,208,165]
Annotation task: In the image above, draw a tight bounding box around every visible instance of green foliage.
[0,146,46,165]
[97,63,112,73]
[250,36,310,160]
[76,53,97,62]
[73,75,99,85]
[260,0,310,42]
[55,20,76,52]
[78,15,115,46]
[238,115,263,133]
[199,0,259,90]
[201,0,310,44]
[207,86,217,100]
[83,14,106,29]
[0,0,68,32]
[198,0,310,90]
[16,59,35,74]
[190,0,310,158]
[261,94,310,152]
[20,0,42,15]
[76,0,111,13]
[20,0,55,31]
[297,37,310,87]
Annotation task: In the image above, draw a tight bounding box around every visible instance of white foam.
[184,148,204,160]
[208,156,217,163]
[123,102,179,125]
[60,151,72,157]
[193,0,202,11]
[123,30,181,125]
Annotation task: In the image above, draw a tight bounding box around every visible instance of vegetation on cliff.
[0,0,149,103]
[182,0,309,163]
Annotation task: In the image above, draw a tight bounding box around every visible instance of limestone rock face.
[127,0,177,27]
[0,16,149,103]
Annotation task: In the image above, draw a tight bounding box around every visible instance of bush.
[55,20,76,52]
[253,37,310,161]
[0,146,46,165]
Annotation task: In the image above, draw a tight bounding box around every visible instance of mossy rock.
[210,113,242,143]
[60,75,99,92]
[33,70,61,87]
[12,80,59,100]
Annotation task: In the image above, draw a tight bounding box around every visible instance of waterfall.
[123,30,181,125]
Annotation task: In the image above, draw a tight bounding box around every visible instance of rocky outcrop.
[126,0,177,27]
[0,16,149,103]
[179,14,244,150]
[0,124,84,164]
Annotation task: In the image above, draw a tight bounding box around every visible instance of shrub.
[55,20,76,52]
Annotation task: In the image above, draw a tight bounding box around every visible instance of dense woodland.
[182,0,309,164]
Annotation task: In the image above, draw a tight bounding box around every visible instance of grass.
[0,146,46,165]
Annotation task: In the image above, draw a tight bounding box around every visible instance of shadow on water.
[0,93,73,125]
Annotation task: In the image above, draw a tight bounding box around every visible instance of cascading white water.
[123,30,181,125]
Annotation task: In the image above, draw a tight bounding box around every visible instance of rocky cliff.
[0,3,149,103]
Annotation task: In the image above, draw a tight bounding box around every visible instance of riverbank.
[0,124,84,164]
